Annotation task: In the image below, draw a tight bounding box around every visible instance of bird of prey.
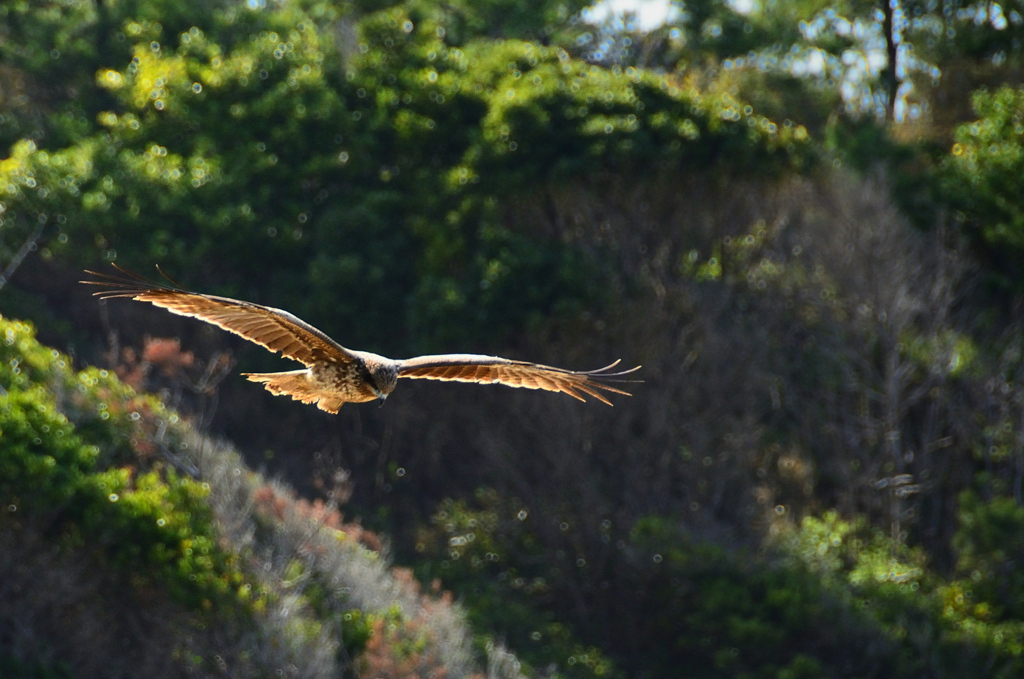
[83,266,640,413]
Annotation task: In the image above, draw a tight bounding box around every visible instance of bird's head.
[369,362,399,404]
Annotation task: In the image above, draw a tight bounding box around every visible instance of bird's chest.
[311,361,377,403]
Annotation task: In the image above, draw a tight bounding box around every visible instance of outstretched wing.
[396,354,640,405]
[82,265,357,367]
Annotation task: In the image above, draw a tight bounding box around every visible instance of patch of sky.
[583,0,680,33]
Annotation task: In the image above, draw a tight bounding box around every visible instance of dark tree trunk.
[881,0,899,121]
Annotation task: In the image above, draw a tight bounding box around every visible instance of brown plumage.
[82,265,640,413]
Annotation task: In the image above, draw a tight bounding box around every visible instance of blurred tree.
[0,0,805,357]
[407,0,590,43]
[902,0,1024,136]
[955,491,1024,621]
[577,0,1024,134]
[942,86,1024,288]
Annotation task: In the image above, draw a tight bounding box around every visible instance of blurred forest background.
[3,0,1024,677]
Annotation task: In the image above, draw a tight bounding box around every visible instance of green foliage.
[0,0,807,355]
[406,0,589,43]
[931,491,1024,675]
[943,86,1024,288]
[954,491,1024,622]
[340,607,375,658]
[0,316,252,615]
[901,0,1024,74]
[0,653,72,679]
[415,490,620,678]
[626,514,895,678]
[0,315,472,672]
[679,0,838,66]
[279,556,375,660]
[415,496,1024,678]
[784,511,1024,677]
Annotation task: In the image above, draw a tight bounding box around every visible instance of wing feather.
[82,265,357,367]
[396,354,640,405]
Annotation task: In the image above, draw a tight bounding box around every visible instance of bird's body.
[246,361,380,413]
[83,266,639,412]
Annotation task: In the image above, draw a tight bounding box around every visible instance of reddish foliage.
[358,615,450,679]
[391,567,454,607]
[355,567,472,679]
[113,346,148,389]
[107,336,231,409]
[251,484,383,552]
[131,436,157,458]
[295,498,343,530]
[142,337,195,377]
[248,484,475,676]
[252,485,289,522]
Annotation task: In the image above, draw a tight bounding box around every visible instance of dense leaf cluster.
[0,316,252,613]
[943,87,1024,287]
[0,0,806,356]
[417,494,1024,678]
[0,315,471,676]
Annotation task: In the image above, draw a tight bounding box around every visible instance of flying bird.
[83,266,640,413]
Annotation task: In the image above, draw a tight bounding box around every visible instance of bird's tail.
[242,370,343,413]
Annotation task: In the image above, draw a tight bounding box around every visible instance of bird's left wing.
[396,354,640,405]
[82,265,358,367]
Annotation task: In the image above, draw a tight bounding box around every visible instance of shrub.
[415,491,622,678]
[942,86,1024,288]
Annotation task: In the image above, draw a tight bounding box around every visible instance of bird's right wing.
[82,265,358,367]
[396,354,640,405]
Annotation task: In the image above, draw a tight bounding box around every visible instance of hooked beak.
[377,392,388,408]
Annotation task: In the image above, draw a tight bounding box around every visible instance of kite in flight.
[83,266,640,413]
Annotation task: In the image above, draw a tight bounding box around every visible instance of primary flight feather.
[83,265,640,413]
